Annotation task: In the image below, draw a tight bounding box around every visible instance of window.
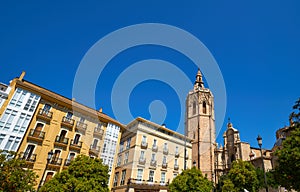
[119,141,124,152]
[92,139,99,149]
[160,172,166,183]
[9,88,27,108]
[23,94,40,112]
[126,137,131,149]
[73,134,80,144]
[163,143,168,150]
[43,104,51,111]
[113,172,119,187]
[66,112,73,118]
[148,170,154,182]
[0,109,17,130]
[68,152,75,161]
[192,101,196,115]
[4,136,21,151]
[140,151,145,159]
[175,159,178,166]
[153,139,157,146]
[124,151,129,164]
[24,144,35,159]
[45,172,54,183]
[120,170,126,185]
[117,155,122,166]
[163,156,167,164]
[137,169,143,181]
[202,101,207,114]
[0,134,5,145]
[175,146,179,153]
[151,153,156,161]
[59,130,67,141]
[173,173,178,178]
[142,135,147,142]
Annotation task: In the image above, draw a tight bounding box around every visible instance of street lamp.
[38,150,53,191]
[256,135,268,192]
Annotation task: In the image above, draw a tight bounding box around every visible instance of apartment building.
[112,117,192,192]
[0,72,123,189]
[0,82,11,108]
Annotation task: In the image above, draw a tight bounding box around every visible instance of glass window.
[149,170,154,182]
[153,139,157,146]
[0,134,5,145]
[160,172,166,183]
[120,170,126,185]
[151,153,156,161]
[175,159,178,166]
[119,141,124,152]
[113,172,119,187]
[140,151,145,159]
[137,169,143,181]
[124,151,129,164]
[126,137,131,149]
[142,135,147,142]
[163,156,167,164]
[117,154,122,166]
[175,146,179,153]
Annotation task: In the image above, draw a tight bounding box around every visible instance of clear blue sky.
[0,1,299,149]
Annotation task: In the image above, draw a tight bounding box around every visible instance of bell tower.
[185,69,216,181]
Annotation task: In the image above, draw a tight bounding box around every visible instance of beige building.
[215,121,273,182]
[185,69,216,181]
[112,117,192,192]
[0,72,123,189]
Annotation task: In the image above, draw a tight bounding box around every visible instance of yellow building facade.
[0,72,123,189]
[112,117,192,192]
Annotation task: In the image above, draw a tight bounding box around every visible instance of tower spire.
[194,68,204,90]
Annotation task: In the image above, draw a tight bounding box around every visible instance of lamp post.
[38,150,53,191]
[257,135,268,192]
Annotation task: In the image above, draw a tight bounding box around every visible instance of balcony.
[61,116,75,129]
[19,152,37,163]
[36,108,53,122]
[64,159,72,166]
[174,164,179,170]
[49,158,62,167]
[93,127,104,139]
[150,160,157,167]
[75,121,87,133]
[163,148,169,155]
[175,152,179,158]
[152,145,158,152]
[141,141,148,149]
[139,157,146,165]
[162,162,168,169]
[54,136,69,147]
[69,139,82,150]
[89,145,100,157]
[27,129,45,142]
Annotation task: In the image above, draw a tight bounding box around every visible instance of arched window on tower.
[202,101,207,114]
[192,101,196,115]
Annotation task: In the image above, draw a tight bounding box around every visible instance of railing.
[152,145,158,152]
[61,116,75,127]
[19,152,37,162]
[141,141,148,149]
[55,135,69,145]
[64,159,72,166]
[174,164,179,170]
[139,157,146,165]
[49,157,62,166]
[163,148,169,155]
[28,129,45,139]
[89,145,100,156]
[94,127,104,137]
[76,121,87,132]
[150,160,157,167]
[37,108,53,120]
[70,139,82,148]
[162,162,168,169]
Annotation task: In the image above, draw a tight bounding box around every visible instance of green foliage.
[222,160,259,192]
[40,155,110,192]
[0,150,38,192]
[273,98,300,191]
[169,167,213,192]
[255,168,279,189]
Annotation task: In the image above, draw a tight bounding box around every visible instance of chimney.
[19,71,26,81]
[72,98,76,101]
[99,107,103,113]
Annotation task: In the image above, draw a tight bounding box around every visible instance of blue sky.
[0,1,299,149]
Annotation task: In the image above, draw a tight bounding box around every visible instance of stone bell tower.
[185,69,216,181]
